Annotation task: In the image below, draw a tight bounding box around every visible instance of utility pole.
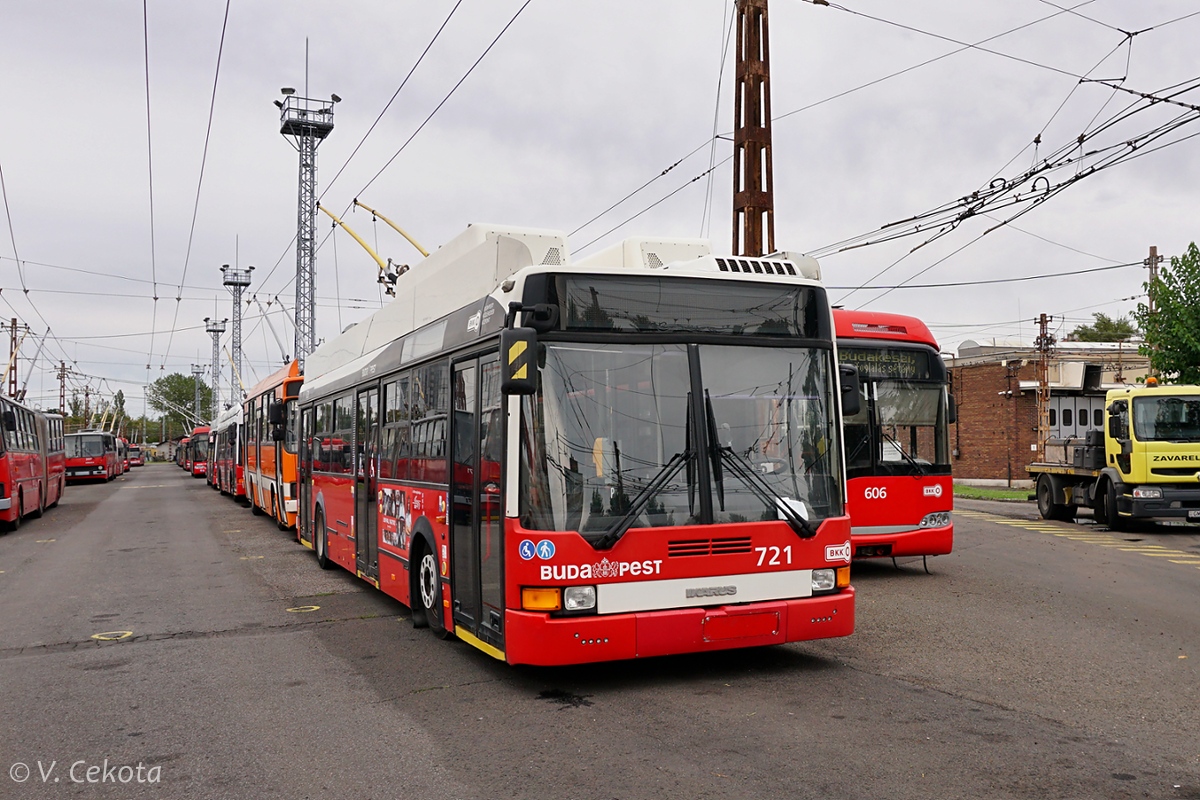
[1143,244,1162,379]
[205,316,227,411]
[7,319,17,398]
[58,361,67,413]
[221,264,253,403]
[732,0,775,257]
[1034,313,1055,462]
[277,78,338,371]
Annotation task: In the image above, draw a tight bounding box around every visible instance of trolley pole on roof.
[732,0,775,257]
[205,316,227,411]
[221,264,253,403]
[276,83,338,371]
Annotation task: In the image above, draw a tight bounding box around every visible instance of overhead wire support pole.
[276,86,338,371]
[191,364,206,424]
[732,0,775,257]
[1034,313,1055,463]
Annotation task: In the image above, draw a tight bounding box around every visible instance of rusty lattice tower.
[732,0,775,256]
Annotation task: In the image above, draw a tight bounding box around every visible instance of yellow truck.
[1027,383,1200,530]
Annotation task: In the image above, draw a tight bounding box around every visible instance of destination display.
[839,346,933,380]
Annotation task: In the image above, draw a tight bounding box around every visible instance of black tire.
[1036,475,1074,522]
[1105,481,1128,532]
[250,489,264,516]
[415,543,447,637]
[314,509,333,570]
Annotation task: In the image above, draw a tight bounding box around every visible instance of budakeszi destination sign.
[839,347,933,381]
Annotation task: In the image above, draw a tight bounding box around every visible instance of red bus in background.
[176,437,191,469]
[116,437,129,474]
[211,405,245,500]
[835,309,954,562]
[0,397,55,531]
[65,430,119,483]
[127,444,145,467]
[297,228,858,667]
[188,426,210,478]
[244,360,302,529]
[36,413,66,510]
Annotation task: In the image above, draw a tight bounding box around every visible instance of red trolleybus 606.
[244,360,302,529]
[834,309,954,560]
[211,405,245,500]
[0,397,54,531]
[297,225,861,666]
[127,443,145,467]
[65,430,119,483]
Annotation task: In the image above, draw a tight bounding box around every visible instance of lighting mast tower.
[221,264,253,402]
[205,316,227,411]
[191,364,206,426]
[276,86,338,370]
[732,0,775,257]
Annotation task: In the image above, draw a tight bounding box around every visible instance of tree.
[1067,312,1137,342]
[1134,242,1200,384]
[147,372,212,439]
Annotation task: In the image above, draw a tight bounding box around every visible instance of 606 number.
[864,486,887,499]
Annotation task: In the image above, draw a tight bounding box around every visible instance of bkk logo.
[539,557,663,582]
[825,541,852,563]
[923,484,943,497]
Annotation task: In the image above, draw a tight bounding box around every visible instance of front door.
[299,407,315,545]
[450,355,504,650]
[355,388,380,581]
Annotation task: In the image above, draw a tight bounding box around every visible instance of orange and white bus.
[244,360,302,529]
[297,225,860,666]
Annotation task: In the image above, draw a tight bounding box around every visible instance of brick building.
[947,339,1149,486]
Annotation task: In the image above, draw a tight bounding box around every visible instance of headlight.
[1132,487,1162,499]
[812,569,836,592]
[563,586,596,612]
[919,511,952,528]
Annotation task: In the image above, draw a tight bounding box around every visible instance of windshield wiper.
[704,395,815,539]
[593,449,692,550]
[882,429,927,475]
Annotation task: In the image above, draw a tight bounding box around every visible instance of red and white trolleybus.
[210,405,245,500]
[297,225,861,666]
[0,397,62,530]
[834,309,954,560]
[65,430,119,483]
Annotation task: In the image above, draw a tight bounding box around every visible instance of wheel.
[250,489,264,516]
[1104,481,1128,532]
[415,544,447,636]
[314,509,333,570]
[1036,475,1074,522]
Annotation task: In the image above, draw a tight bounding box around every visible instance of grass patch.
[954,484,1031,501]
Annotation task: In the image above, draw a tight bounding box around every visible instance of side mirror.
[268,401,285,425]
[271,425,285,442]
[947,394,958,425]
[500,327,538,396]
[839,364,861,417]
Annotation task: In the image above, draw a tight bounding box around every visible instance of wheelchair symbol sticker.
[519,540,537,560]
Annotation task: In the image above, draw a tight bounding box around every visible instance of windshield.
[519,342,842,540]
[1133,395,1200,442]
[192,434,209,460]
[843,380,951,479]
[66,435,107,458]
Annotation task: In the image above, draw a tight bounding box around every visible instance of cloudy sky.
[2,1,1198,420]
